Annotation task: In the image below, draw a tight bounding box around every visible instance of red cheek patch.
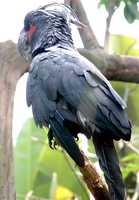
[28,24,37,41]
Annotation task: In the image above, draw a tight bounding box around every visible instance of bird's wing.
[29,50,130,140]
[26,62,56,127]
[53,49,131,141]
[68,51,126,109]
[26,53,84,166]
[53,50,131,199]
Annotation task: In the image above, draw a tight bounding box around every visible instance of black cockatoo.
[18,3,131,200]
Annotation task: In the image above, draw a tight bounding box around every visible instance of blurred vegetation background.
[14,0,139,199]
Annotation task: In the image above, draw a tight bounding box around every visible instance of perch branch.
[63,149,111,200]
[78,48,139,83]
[62,150,90,198]
[79,152,111,200]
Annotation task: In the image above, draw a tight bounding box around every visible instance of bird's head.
[18,3,84,60]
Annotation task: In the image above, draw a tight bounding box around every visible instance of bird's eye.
[27,23,37,41]
[24,13,37,41]
[24,17,30,31]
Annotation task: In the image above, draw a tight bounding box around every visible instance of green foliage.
[109,34,139,55]
[99,0,139,23]
[99,0,120,10]
[124,1,139,23]
[112,82,139,125]
[110,34,139,124]
[109,32,139,197]
[15,119,89,200]
[122,152,139,178]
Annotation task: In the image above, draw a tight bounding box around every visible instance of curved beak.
[17,29,32,61]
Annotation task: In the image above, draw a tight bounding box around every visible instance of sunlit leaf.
[109,34,139,55]
[55,186,74,200]
[122,162,139,178]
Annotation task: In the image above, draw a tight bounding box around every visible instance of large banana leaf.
[109,34,139,55]
[15,119,89,200]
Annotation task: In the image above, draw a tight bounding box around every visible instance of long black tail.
[49,112,84,167]
[92,133,125,200]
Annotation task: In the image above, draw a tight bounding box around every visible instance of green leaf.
[98,0,108,7]
[127,44,139,56]
[111,81,139,126]
[109,34,139,55]
[15,119,89,200]
[99,0,139,23]
[121,153,139,178]
[15,119,46,200]
[98,0,121,8]
[124,2,139,23]
[122,153,139,162]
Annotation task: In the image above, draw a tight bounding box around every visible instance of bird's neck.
[31,21,74,58]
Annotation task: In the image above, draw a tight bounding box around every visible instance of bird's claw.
[48,128,58,149]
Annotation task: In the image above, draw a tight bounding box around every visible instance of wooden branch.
[0,41,29,199]
[79,48,139,83]
[65,0,100,49]
[62,150,90,198]
[63,149,110,199]
[79,152,111,200]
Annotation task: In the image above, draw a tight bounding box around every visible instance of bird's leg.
[48,128,58,149]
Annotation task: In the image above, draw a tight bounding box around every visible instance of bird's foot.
[48,128,58,149]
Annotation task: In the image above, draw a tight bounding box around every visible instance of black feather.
[49,114,84,167]
[92,134,126,200]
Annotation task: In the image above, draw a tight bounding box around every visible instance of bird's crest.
[35,3,86,28]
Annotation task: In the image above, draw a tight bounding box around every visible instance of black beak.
[17,29,32,61]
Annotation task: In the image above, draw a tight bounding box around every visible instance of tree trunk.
[0,41,29,199]
[0,79,16,200]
